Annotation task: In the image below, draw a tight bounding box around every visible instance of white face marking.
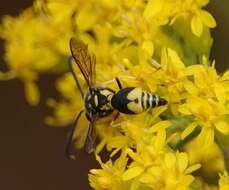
[94,95,98,106]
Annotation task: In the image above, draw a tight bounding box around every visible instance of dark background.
[0,1,97,190]
[0,1,228,190]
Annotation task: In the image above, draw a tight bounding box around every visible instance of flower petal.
[154,129,166,152]
[142,40,154,57]
[122,166,144,181]
[199,10,216,28]
[214,83,226,104]
[139,173,153,183]
[181,122,198,140]
[191,15,203,37]
[130,179,140,190]
[179,175,194,187]
[24,81,40,106]
[183,80,198,95]
[185,164,201,174]
[179,105,191,115]
[177,152,188,173]
[221,70,229,81]
[149,120,171,133]
[143,0,163,20]
[76,9,97,31]
[165,153,176,169]
[215,121,229,135]
[199,127,214,148]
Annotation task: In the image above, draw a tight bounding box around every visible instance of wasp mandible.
[65,38,167,159]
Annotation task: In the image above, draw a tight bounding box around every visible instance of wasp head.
[84,87,115,120]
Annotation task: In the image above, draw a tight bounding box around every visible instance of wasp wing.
[85,116,97,154]
[70,38,96,88]
[64,110,85,160]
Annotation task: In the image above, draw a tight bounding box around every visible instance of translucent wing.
[64,110,84,160]
[85,116,97,154]
[70,38,96,88]
[64,111,98,159]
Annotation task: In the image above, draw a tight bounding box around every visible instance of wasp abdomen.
[111,87,135,114]
[111,87,167,114]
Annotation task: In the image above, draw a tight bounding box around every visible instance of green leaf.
[215,131,229,148]
[167,115,194,133]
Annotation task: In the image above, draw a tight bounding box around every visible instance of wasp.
[65,38,167,159]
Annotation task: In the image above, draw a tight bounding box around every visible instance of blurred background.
[0,1,98,190]
[0,1,228,190]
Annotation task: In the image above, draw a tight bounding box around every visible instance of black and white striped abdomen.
[141,91,166,110]
[111,87,167,114]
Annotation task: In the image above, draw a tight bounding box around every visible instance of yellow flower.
[219,172,229,190]
[184,137,225,178]
[122,150,200,190]
[177,62,229,148]
[179,97,229,147]
[159,152,201,190]
[143,48,189,114]
[169,0,216,37]
[184,63,228,104]
[89,152,129,190]
[1,0,228,189]
[0,6,72,105]
[194,177,218,190]
[190,8,216,37]
[46,73,84,126]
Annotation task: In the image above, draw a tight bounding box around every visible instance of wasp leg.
[151,59,161,70]
[100,79,117,88]
[67,56,84,99]
[109,112,120,127]
[100,76,138,88]
[85,116,97,154]
[71,11,77,33]
[64,109,84,160]
[111,120,129,128]
[115,77,123,89]
[113,112,120,121]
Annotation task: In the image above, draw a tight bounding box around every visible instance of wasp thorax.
[84,87,115,120]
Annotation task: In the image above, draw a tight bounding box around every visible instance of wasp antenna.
[67,56,84,99]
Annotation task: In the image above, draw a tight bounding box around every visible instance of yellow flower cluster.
[0,0,228,190]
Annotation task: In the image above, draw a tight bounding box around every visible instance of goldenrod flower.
[0,6,72,105]
[179,97,229,147]
[91,128,201,190]
[0,0,228,189]
[185,137,225,178]
[89,152,129,190]
[158,152,201,190]
[219,172,229,190]
[45,73,84,126]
